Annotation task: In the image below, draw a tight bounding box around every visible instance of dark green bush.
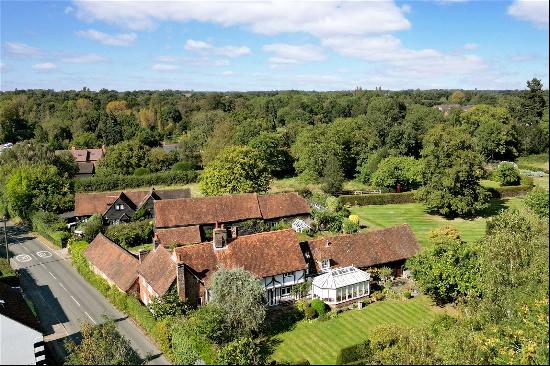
[339,191,417,206]
[30,210,69,247]
[493,163,521,186]
[312,210,346,233]
[74,170,197,192]
[304,306,316,320]
[336,342,371,365]
[172,161,194,172]
[76,214,103,242]
[310,298,328,317]
[134,167,151,176]
[404,291,412,299]
[104,220,153,248]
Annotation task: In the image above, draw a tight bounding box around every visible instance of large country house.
[153,192,311,246]
[84,213,420,309]
[74,187,191,224]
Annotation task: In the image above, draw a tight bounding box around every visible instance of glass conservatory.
[311,266,371,304]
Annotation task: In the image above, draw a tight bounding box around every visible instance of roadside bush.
[134,167,151,176]
[30,210,69,247]
[304,306,316,320]
[76,214,103,242]
[493,163,521,186]
[310,299,328,317]
[104,220,153,248]
[74,170,197,192]
[339,191,417,206]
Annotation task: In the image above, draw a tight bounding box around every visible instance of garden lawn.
[350,198,524,249]
[271,296,436,365]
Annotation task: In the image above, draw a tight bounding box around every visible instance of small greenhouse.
[311,266,371,304]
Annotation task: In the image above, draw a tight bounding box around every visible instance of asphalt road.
[6,223,170,365]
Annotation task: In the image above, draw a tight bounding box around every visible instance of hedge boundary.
[339,191,417,206]
[517,164,549,174]
[74,170,197,192]
[487,185,533,198]
[69,240,174,362]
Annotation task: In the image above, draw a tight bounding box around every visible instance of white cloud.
[508,0,549,29]
[76,29,137,46]
[152,63,179,72]
[262,43,325,65]
[463,43,478,50]
[184,39,250,57]
[64,6,74,14]
[510,54,536,62]
[60,53,108,64]
[4,42,41,57]
[73,0,410,36]
[32,62,57,70]
[321,34,488,79]
[156,55,230,67]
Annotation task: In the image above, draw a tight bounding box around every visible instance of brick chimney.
[176,263,186,300]
[138,249,150,263]
[213,227,228,249]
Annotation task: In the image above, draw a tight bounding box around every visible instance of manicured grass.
[271,296,436,365]
[517,153,549,171]
[350,198,524,249]
[532,175,549,190]
[270,177,320,194]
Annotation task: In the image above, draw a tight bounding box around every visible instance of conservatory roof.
[312,266,370,289]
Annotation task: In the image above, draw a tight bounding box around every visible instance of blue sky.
[1,0,548,91]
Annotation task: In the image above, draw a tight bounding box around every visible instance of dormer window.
[115,204,124,211]
[320,259,330,271]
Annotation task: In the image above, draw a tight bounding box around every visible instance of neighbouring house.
[305,224,420,277]
[153,192,311,242]
[55,146,106,178]
[433,104,473,116]
[161,143,178,153]
[74,187,191,224]
[83,234,140,295]
[0,282,45,365]
[138,228,308,307]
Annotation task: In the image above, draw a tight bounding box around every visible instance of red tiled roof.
[74,188,191,217]
[154,192,310,228]
[308,224,420,272]
[87,148,104,161]
[174,229,307,286]
[258,192,310,220]
[83,234,139,292]
[137,246,176,296]
[154,193,262,228]
[156,226,202,246]
[71,150,89,162]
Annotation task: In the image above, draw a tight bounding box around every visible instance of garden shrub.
[76,213,103,242]
[74,170,197,192]
[312,210,346,233]
[493,163,521,186]
[342,218,359,234]
[486,185,532,198]
[172,161,194,172]
[524,187,549,218]
[104,220,153,248]
[348,214,360,225]
[294,299,310,315]
[336,342,371,365]
[370,291,385,302]
[339,191,417,206]
[310,299,328,317]
[404,291,412,299]
[304,306,316,320]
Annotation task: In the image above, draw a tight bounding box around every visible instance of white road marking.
[15,254,32,262]
[40,263,46,268]
[48,271,56,279]
[59,283,68,292]
[70,295,81,307]
[36,251,52,258]
[84,311,97,324]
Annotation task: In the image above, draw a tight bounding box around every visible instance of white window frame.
[280,286,291,296]
[283,272,294,279]
[115,203,124,211]
[320,259,330,271]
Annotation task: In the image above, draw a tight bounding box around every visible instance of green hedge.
[339,191,417,206]
[30,211,70,247]
[74,170,197,192]
[69,240,174,361]
[487,185,533,198]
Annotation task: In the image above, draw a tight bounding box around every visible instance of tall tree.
[418,125,490,217]
[209,267,267,338]
[199,146,271,196]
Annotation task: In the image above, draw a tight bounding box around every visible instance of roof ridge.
[95,233,138,261]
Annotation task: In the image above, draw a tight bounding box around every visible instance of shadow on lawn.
[477,198,509,218]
